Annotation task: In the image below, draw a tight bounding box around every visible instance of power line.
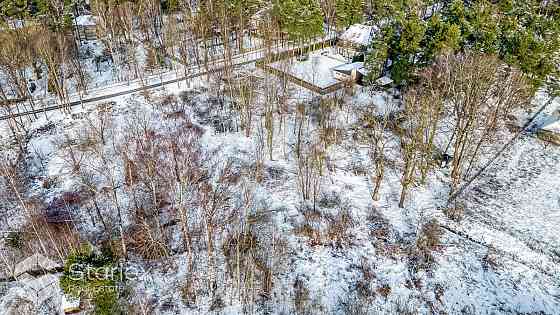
[448,94,558,204]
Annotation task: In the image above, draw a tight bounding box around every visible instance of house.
[537,109,560,145]
[249,6,272,32]
[249,5,288,39]
[337,24,375,59]
[331,62,366,83]
[74,15,97,41]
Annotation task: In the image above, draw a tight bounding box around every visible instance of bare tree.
[436,53,531,193]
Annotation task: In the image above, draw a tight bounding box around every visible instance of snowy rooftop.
[375,76,393,86]
[540,113,560,133]
[14,253,60,277]
[268,49,347,89]
[74,15,96,26]
[339,24,375,46]
[251,5,273,21]
[332,62,364,72]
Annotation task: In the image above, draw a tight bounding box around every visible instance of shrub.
[376,284,391,299]
[92,288,120,315]
[209,295,225,312]
[5,231,24,249]
[180,280,197,307]
[443,204,464,222]
[409,219,443,272]
[22,212,81,258]
[482,246,500,271]
[325,210,355,248]
[59,244,122,315]
[129,221,169,260]
[416,219,442,252]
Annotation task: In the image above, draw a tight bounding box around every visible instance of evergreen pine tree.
[335,0,364,29]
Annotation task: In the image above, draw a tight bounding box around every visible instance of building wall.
[77,25,96,41]
[337,40,365,59]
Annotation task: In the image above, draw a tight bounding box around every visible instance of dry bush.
[348,158,369,177]
[222,230,274,299]
[4,297,36,315]
[341,293,419,315]
[293,277,310,315]
[178,89,203,107]
[75,135,100,152]
[128,221,169,260]
[339,294,375,315]
[157,94,179,108]
[22,211,81,259]
[409,219,442,272]
[209,295,225,312]
[293,205,323,246]
[221,198,289,306]
[390,296,418,315]
[416,219,442,252]
[123,156,140,187]
[179,280,197,308]
[355,258,376,299]
[377,284,392,299]
[443,203,464,222]
[434,283,445,303]
[325,209,356,248]
[296,143,324,206]
[301,206,324,223]
[317,191,341,208]
[294,203,356,248]
[367,209,391,241]
[482,246,500,272]
[127,300,156,315]
[293,223,322,246]
[367,208,404,258]
[262,164,287,183]
[355,280,374,299]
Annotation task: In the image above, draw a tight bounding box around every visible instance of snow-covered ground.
[0,62,559,315]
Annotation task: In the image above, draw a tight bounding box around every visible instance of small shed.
[337,24,375,58]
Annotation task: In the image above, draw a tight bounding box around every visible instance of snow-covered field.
[0,64,559,314]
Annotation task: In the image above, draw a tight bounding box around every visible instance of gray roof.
[14,253,61,278]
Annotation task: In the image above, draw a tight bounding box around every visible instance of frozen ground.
[0,65,559,314]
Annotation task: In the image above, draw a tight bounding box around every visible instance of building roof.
[14,253,61,278]
[332,62,364,73]
[74,15,96,26]
[539,109,560,134]
[250,5,273,26]
[541,118,560,134]
[339,24,375,46]
[375,76,393,86]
